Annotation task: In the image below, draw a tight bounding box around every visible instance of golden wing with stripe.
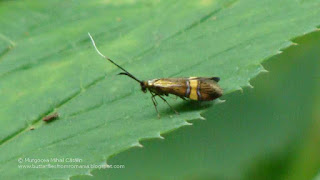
[193,77,223,101]
[150,78,189,98]
[186,77,222,101]
[149,77,223,101]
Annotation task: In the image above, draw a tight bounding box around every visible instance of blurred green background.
[73,31,320,180]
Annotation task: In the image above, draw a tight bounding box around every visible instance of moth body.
[142,77,222,101]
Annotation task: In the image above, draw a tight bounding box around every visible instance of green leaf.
[0,0,320,179]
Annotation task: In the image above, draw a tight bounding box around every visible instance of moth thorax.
[147,79,157,86]
[141,81,148,93]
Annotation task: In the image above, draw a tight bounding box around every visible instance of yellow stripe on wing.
[189,79,198,100]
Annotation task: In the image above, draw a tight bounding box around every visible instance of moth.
[88,33,223,117]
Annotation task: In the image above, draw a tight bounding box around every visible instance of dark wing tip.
[211,77,220,82]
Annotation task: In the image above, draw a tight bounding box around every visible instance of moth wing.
[196,77,223,100]
[152,78,188,97]
[151,77,222,100]
[152,78,187,87]
[189,77,220,82]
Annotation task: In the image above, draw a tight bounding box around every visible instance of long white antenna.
[88,32,142,83]
[88,32,108,59]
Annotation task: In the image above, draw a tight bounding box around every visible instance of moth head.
[140,81,148,93]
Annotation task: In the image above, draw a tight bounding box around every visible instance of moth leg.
[152,94,158,106]
[150,92,160,118]
[179,96,187,101]
[157,95,179,115]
